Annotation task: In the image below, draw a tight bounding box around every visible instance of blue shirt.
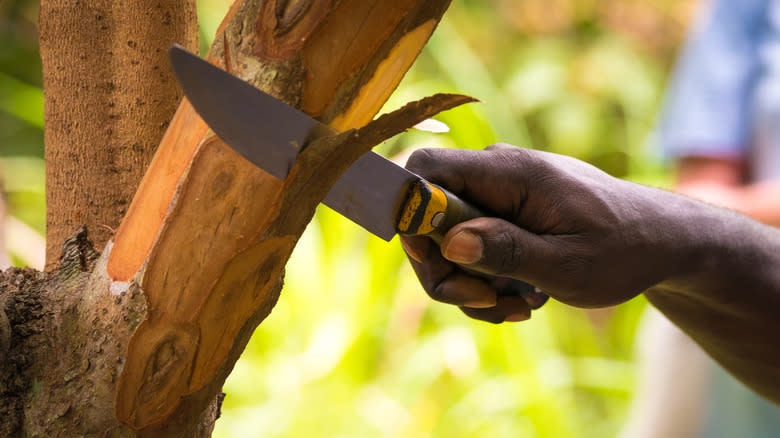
[659,0,780,181]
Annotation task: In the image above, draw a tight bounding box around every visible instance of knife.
[169,45,548,310]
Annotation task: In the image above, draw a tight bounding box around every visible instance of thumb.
[439,217,558,283]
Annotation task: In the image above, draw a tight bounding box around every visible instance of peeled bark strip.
[106,0,461,431]
[39,0,199,270]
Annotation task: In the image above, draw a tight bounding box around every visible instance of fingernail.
[443,231,482,265]
[401,238,424,264]
[464,299,497,309]
[504,313,529,322]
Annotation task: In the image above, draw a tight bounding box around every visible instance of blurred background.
[1,0,696,436]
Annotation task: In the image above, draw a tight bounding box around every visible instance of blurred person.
[621,0,780,436]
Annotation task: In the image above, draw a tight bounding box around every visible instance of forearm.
[644,193,780,403]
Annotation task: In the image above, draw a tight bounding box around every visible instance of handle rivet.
[431,212,445,228]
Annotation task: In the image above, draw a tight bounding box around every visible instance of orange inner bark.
[106,100,209,281]
[301,0,418,117]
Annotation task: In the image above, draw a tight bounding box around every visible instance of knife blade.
[169,45,548,310]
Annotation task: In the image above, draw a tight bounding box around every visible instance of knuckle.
[492,146,543,184]
[485,142,512,152]
[405,148,439,176]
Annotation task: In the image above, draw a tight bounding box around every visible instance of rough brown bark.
[0,228,220,437]
[39,0,199,270]
[1,0,208,436]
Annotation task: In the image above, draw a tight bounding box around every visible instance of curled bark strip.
[273,93,479,238]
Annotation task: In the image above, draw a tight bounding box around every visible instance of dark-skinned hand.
[399,144,780,404]
[400,144,686,323]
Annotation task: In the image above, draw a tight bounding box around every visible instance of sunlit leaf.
[0,72,43,129]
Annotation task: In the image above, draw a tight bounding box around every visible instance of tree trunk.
[40,0,199,270]
[1,1,464,436]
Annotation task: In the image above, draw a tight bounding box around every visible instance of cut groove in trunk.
[106,0,460,431]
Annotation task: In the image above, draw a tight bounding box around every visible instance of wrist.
[630,187,714,290]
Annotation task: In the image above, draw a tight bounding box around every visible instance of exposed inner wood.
[107,0,458,431]
[115,136,292,428]
[106,101,209,282]
[300,0,419,118]
[330,20,437,131]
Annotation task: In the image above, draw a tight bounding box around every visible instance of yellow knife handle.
[397,180,549,310]
[397,180,481,242]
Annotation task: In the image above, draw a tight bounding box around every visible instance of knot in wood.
[59,225,99,275]
[274,0,313,35]
[256,0,331,60]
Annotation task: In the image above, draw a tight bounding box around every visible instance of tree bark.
[1,0,463,436]
[0,229,220,437]
[40,0,199,270]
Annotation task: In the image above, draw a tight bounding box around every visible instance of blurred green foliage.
[1,0,694,436]
[0,0,45,267]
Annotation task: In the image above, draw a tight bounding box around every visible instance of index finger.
[404,145,535,217]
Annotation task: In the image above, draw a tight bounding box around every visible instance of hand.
[401,144,686,323]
